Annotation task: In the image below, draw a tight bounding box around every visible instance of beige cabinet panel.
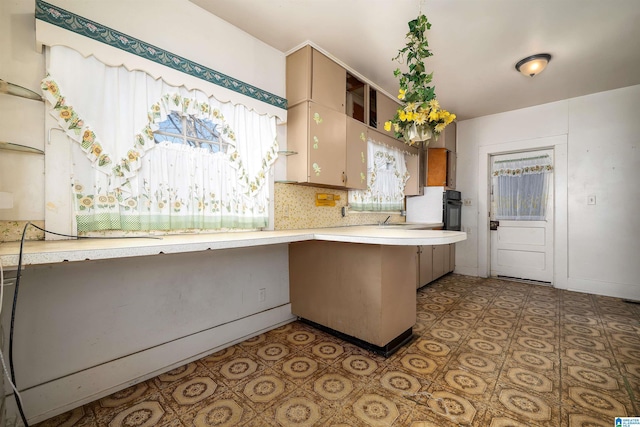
[447,151,457,189]
[345,117,368,190]
[312,49,346,113]
[286,101,347,187]
[418,245,433,288]
[376,93,400,137]
[286,45,312,108]
[308,103,347,186]
[432,244,446,280]
[404,153,420,196]
[286,46,346,113]
[290,241,417,349]
[449,243,456,273]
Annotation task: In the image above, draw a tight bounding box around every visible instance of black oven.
[443,190,462,231]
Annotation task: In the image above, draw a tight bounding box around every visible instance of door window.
[491,154,553,221]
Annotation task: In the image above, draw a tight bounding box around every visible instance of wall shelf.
[0,79,43,102]
[0,141,44,155]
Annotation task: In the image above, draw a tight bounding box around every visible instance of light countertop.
[0,223,464,268]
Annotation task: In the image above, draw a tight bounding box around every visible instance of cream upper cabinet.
[287,101,348,187]
[286,46,346,113]
[345,117,368,190]
[404,152,421,196]
[375,92,401,137]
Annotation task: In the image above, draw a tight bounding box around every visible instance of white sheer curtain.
[492,155,553,220]
[348,139,410,211]
[43,46,278,232]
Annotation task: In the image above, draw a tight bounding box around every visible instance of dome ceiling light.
[515,53,552,77]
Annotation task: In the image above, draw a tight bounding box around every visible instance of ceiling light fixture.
[515,53,552,77]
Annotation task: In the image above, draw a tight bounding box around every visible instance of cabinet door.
[345,117,368,190]
[376,93,400,137]
[404,152,420,196]
[432,245,446,280]
[449,243,456,273]
[427,147,448,186]
[419,245,433,288]
[286,45,312,108]
[308,102,347,187]
[312,49,346,113]
[447,151,456,189]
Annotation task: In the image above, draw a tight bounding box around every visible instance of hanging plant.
[384,14,456,146]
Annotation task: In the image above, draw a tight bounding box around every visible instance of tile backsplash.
[0,220,45,242]
[274,183,405,230]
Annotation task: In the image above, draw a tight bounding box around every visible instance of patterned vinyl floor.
[36,274,640,427]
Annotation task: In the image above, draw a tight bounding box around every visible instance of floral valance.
[492,155,553,177]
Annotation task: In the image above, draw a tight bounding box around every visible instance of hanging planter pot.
[407,123,432,144]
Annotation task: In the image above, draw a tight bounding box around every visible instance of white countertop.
[0,223,465,268]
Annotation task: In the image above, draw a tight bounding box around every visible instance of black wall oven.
[443,190,462,231]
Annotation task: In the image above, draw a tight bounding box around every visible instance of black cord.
[9,222,30,427]
[6,223,162,426]
[27,223,163,240]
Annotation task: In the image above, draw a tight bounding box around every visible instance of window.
[154,112,230,153]
[491,154,553,221]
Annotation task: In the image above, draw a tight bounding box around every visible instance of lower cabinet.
[417,243,456,289]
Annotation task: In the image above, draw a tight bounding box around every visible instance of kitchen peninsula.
[0,225,465,423]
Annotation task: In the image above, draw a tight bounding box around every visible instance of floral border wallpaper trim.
[35,0,287,111]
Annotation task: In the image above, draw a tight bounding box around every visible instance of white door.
[490,150,554,283]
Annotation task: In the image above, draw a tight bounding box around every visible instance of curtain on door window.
[348,139,410,211]
[43,46,278,232]
[492,155,553,221]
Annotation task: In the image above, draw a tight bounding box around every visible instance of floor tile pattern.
[35,275,640,426]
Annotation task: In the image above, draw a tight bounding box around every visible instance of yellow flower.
[91,144,102,156]
[398,110,408,121]
[404,102,417,112]
[394,123,401,132]
[405,111,415,121]
[59,108,72,120]
[448,113,456,123]
[413,111,427,125]
[384,121,392,132]
[398,88,406,100]
[428,109,439,121]
[435,123,446,133]
[428,99,440,110]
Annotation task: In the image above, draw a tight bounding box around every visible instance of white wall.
[0,0,46,221]
[2,245,294,423]
[456,84,640,300]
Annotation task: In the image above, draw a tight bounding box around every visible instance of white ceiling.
[190,0,640,120]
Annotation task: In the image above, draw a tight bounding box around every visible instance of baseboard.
[567,277,640,300]
[6,304,295,425]
[453,265,479,277]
